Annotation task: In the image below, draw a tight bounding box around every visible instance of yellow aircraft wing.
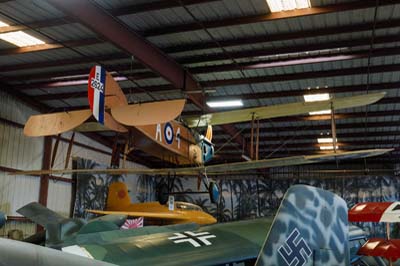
[111,99,186,126]
[87,209,185,221]
[183,92,385,128]
[13,148,392,176]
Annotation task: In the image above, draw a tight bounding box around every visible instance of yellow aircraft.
[87,182,217,225]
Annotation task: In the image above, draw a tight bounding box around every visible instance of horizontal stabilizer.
[357,238,400,262]
[183,92,385,127]
[12,149,392,176]
[348,202,400,223]
[17,202,65,227]
[111,99,185,126]
[24,110,92,137]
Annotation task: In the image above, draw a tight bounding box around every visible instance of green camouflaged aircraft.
[0,184,350,266]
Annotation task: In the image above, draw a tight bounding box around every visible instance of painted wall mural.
[73,157,399,237]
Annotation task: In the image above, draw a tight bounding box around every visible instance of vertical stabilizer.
[255,185,349,266]
[106,182,132,210]
[88,65,106,124]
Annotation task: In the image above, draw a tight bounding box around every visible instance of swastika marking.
[278,228,312,266]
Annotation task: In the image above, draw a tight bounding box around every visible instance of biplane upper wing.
[13,148,392,176]
[348,202,400,223]
[111,99,186,127]
[183,92,385,128]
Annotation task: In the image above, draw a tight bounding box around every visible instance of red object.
[117,189,126,199]
[121,218,144,230]
[348,202,393,222]
[358,238,400,262]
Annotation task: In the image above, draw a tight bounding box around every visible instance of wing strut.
[250,113,255,160]
[331,102,337,154]
[51,134,61,169]
[64,132,75,169]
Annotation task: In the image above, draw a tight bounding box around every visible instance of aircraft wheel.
[157,183,169,205]
[209,181,220,204]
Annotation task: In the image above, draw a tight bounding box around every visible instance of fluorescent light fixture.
[303,93,330,102]
[266,0,311,12]
[319,145,339,150]
[317,138,337,144]
[207,100,243,108]
[0,31,45,47]
[309,110,331,115]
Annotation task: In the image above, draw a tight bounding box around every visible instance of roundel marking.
[164,122,174,144]
[118,189,126,199]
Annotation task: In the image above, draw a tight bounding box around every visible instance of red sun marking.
[118,189,126,199]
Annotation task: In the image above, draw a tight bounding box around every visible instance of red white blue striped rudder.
[88,65,106,124]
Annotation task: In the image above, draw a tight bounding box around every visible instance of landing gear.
[208,181,220,204]
[156,183,169,205]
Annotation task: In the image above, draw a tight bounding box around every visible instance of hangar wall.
[0,91,146,237]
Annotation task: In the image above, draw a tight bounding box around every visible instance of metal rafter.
[5,39,400,82]
[13,62,400,91]
[0,0,219,34]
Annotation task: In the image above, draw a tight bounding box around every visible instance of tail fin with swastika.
[255,185,349,266]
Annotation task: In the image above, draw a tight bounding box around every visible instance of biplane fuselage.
[131,121,202,165]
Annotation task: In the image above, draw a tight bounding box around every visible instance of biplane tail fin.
[106,182,132,210]
[88,65,107,125]
[255,185,349,266]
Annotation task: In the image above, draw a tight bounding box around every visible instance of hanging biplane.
[19,65,392,202]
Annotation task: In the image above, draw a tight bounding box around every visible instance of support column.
[38,136,52,231]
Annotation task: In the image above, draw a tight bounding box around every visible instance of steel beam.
[16,62,400,90]
[2,20,399,70]
[5,39,400,82]
[0,0,218,34]
[143,0,397,36]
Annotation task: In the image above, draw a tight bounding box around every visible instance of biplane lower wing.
[183,92,385,127]
[24,110,92,137]
[87,210,186,222]
[357,238,400,262]
[111,99,186,126]
[13,148,392,176]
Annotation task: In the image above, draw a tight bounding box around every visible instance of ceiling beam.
[2,19,399,71]
[14,61,400,91]
[201,64,400,88]
[164,19,400,54]
[5,38,400,82]
[0,0,218,33]
[33,81,399,102]
[142,0,397,36]
[0,38,100,56]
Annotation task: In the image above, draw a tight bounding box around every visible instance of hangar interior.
[0,0,400,265]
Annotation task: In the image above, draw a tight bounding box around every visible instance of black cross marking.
[168,231,216,247]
